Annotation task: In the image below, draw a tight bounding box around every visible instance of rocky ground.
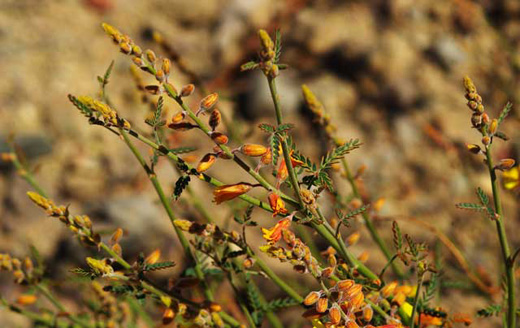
[1,0,519,327]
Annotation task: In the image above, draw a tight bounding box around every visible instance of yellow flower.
[213,183,253,204]
[503,166,519,191]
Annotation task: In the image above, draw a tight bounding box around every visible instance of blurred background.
[1,0,519,326]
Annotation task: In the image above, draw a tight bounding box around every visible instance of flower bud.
[489,119,498,135]
[336,279,355,291]
[240,144,268,157]
[145,50,156,63]
[155,69,165,83]
[16,294,37,305]
[200,93,219,111]
[132,45,142,57]
[180,84,195,97]
[329,304,341,324]
[119,42,131,54]
[346,231,360,246]
[171,111,186,124]
[481,112,490,124]
[496,158,515,171]
[482,136,491,146]
[174,219,193,231]
[162,58,171,75]
[243,257,255,269]
[316,297,328,313]
[132,56,145,68]
[471,113,482,127]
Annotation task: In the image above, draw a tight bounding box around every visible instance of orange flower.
[267,192,288,217]
[261,218,291,244]
[213,183,253,204]
[276,151,304,181]
[240,144,268,157]
[418,313,443,326]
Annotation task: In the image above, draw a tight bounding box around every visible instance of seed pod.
[145,50,156,63]
[162,58,171,76]
[211,132,229,145]
[180,84,195,97]
[496,158,515,171]
[209,109,221,130]
[162,308,175,325]
[329,304,341,325]
[240,144,268,157]
[197,153,217,173]
[145,85,161,95]
[316,297,328,313]
[168,122,197,131]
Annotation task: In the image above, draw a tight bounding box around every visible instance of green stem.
[119,129,214,301]
[1,297,71,328]
[410,274,424,328]
[485,147,516,328]
[11,153,48,197]
[250,253,303,303]
[35,284,93,328]
[266,76,305,208]
[339,157,404,278]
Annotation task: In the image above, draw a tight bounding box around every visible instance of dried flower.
[211,132,229,145]
[197,153,217,173]
[209,109,221,131]
[213,183,253,204]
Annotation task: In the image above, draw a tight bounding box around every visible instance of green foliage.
[142,261,176,272]
[262,297,299,312]
[477,304,502,317]
[497,102,512,126]
[392,221,403,252]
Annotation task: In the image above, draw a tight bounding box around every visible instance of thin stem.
[1,297,70,328]
[267,76,305,208]
[410,274,424,328]
[35,284,93,328]
[10,153,48,197]
[485,147,516,328]
[250,252,303,303]
[339,156,404,278]
[119,129,213,301]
